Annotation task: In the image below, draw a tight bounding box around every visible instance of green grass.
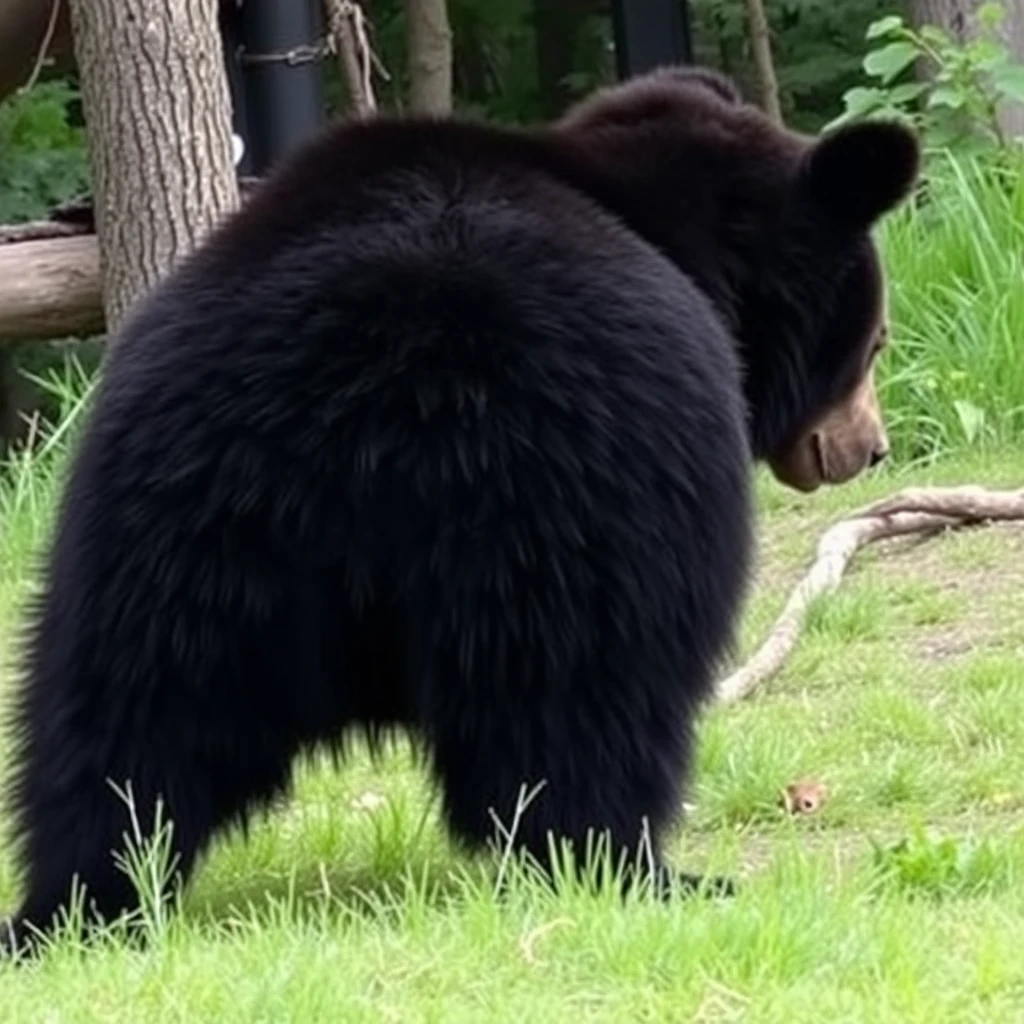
[878,151,1024,461]
[0,367,1022,1019]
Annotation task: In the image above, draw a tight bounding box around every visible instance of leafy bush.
[0,79,89,223]
[830,2,1024,153]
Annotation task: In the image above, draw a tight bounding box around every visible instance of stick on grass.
[715,485,1024,705]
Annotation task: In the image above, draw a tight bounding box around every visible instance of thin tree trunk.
[404,0,452,115]
[743,0,782,122]
[67,0,239,334]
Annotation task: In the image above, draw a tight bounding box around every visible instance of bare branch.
[715,485,1024,704]
[21,0,62,93]
[323,0,381,117]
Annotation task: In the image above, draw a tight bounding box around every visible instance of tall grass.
[878,150,1024,462]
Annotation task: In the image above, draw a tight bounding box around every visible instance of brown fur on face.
[769,319,890,493]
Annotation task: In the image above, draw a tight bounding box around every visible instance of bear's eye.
[868,323,889,363]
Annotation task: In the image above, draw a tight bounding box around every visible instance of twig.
[714,485,1024,705]
[21,0,62,94]
[323,0,385,117]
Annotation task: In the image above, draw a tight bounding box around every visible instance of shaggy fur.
[1,67,918,953]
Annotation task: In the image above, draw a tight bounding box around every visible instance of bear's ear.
[800,120,920,229]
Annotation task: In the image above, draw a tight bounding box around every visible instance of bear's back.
[100,116,750,509]
[71,115,752,675]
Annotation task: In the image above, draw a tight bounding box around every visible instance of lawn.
[0,425,1021,1021]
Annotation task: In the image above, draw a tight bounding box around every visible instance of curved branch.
[715,485,1024,705]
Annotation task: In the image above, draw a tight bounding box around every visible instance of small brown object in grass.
[780,780,829,816]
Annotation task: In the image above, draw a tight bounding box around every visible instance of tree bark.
[910,0,976,38]
[909,0,1024,137]
[743,0,782,122]
[404,0,452,115]
[67,0,239,334]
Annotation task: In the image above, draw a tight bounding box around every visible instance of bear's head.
[552,66,919,493]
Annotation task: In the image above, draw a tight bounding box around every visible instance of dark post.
[611,0,693,78]
[235,0,327,175]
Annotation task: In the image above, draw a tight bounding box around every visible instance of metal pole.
[236,0,327,175]
[611,0,693,79]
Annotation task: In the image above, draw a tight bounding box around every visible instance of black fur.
[1,67,918,954]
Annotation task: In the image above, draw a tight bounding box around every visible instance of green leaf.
[965,39,1010,69]
[991,64,1024,104]
[841,86,887,118]
[927,85,967,110]
[919,26,953,49]
[977,2,1007,32]
[864,42,921,84]
[953,400,986,445]
[888,82,928,105]
[866,15,903,40]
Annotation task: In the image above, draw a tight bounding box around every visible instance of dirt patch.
[873,521,1024,661]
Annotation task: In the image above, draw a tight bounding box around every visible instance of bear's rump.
[37,182,753,735]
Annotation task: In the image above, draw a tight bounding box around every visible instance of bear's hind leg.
[2,693,299,958]
[425,642,732,900]
[0,554,337,958]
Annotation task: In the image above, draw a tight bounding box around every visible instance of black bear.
[1,66,917,954]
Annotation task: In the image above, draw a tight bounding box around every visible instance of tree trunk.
[910,0,975,37]
[909,0,1024,137]
[743,0,782,122]
[67,0,240,334]
[404,0,452,115]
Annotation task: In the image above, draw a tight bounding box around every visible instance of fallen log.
[0,179,264,343]
[0,233,104,343]
[0,219,93,244]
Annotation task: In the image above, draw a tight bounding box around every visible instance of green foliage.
[870,824,1010,898]
[831,2,1024,153]
[691,0,895,131]
[876,150,1024,461]
[0,80,89,223]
